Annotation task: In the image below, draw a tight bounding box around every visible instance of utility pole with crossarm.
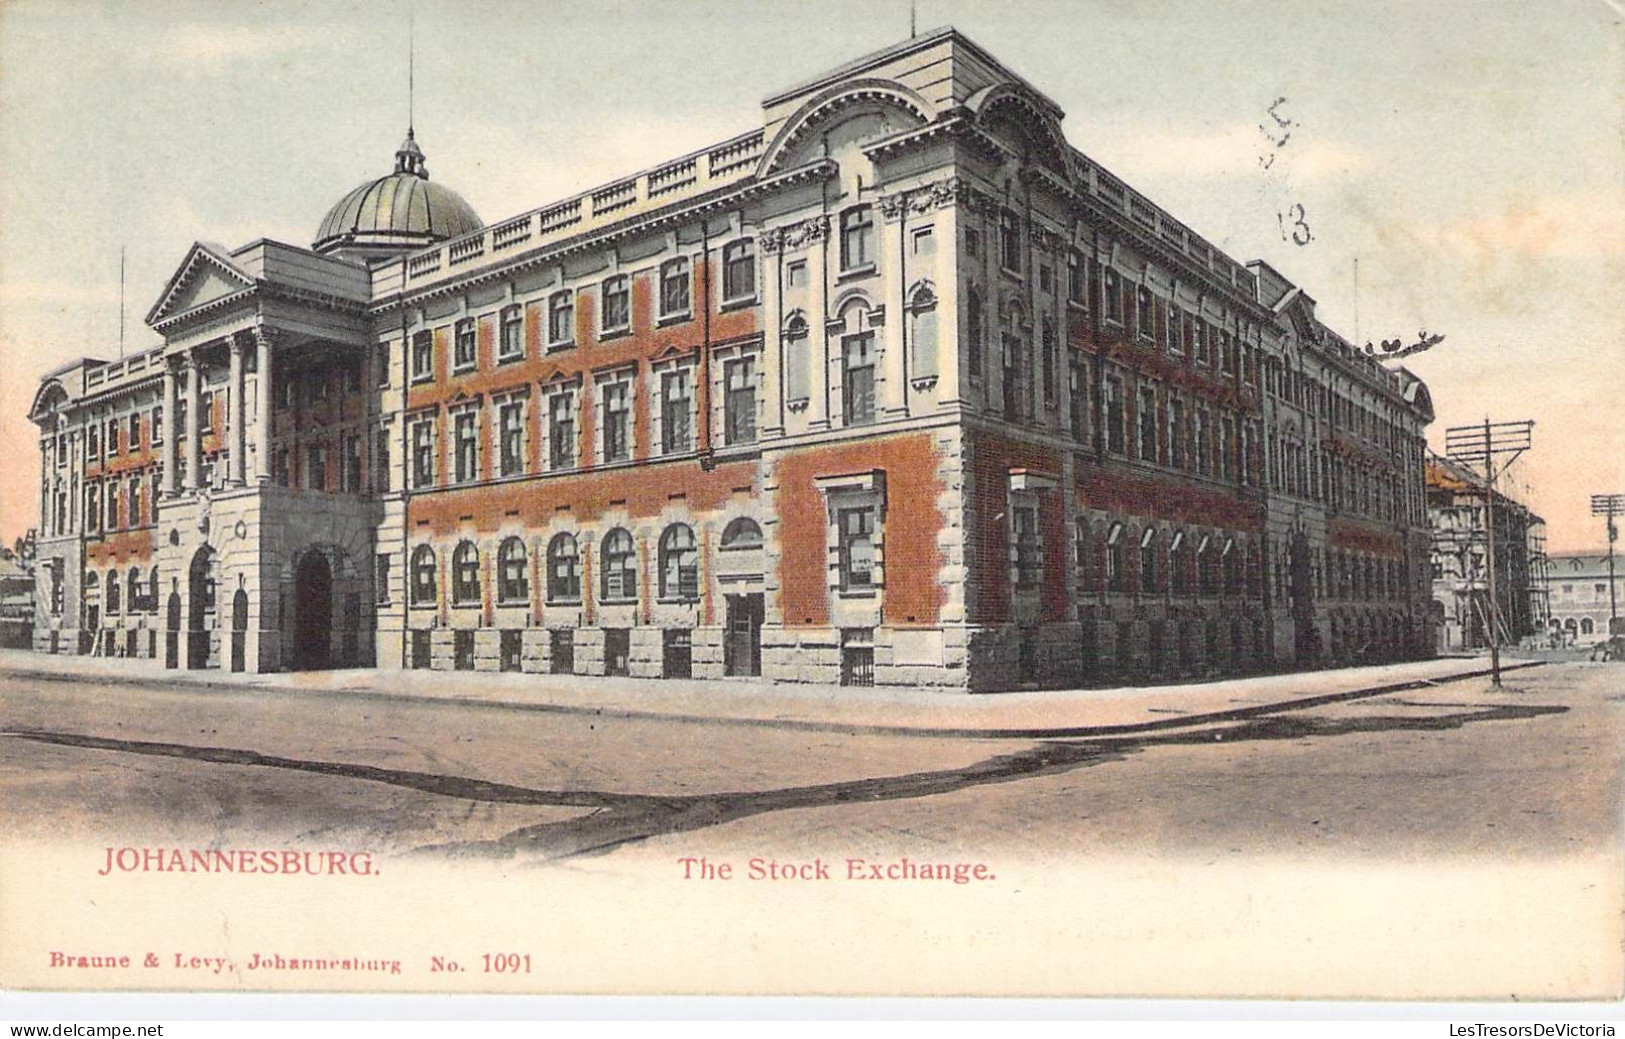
[1592,494,1623,638]
[1445,418,1534,687]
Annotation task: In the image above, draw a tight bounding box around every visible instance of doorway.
[292,549,333,671]
[724,593,762,677]
[187,547,216,669]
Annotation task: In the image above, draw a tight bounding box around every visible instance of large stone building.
[26,28,1436,690]
[1547,552,1622,644]
[1425,453,1545,652]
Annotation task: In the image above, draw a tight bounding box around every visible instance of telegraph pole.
[1445,418,1534,687]
[1592,494,1624,636]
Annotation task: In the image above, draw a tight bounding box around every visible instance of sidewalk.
[0,647,1540,739]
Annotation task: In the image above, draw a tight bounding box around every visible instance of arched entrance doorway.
[292,550,333,671]
[187,547,216,669]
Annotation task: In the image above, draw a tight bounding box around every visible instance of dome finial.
[395,127,428,179]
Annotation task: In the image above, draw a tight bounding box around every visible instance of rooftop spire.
[394,10,428,179]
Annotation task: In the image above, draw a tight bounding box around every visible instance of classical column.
[183,354,201,491]
[255,327,274,483]
[162,358,179,497]
[228,335,247,486]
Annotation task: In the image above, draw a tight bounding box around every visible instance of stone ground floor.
[28,594,1433,692]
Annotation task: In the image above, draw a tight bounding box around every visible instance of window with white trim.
[410,416,436,488]
[599,373,633,463]
[601,276,630,334]
[451,406,479,483]
[660,257,691,319]
[599,528,637,601]
[411,331,434,382]
[499,305,524,363]
[723,239,756,302]
[497,537,528,603]
[454,319,477,372]
[840,207,875,272]
[546,533,580,602]
[548,291,575,348]
[497,398,526,477]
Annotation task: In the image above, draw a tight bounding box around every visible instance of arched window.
[600,528,637,601]
[127,568,142,614]
[907,283,937,381]
[659,257,691,318]
[548,290,575,346]
[720,517,763,550]
[410,545,437,605]
[1001,304,1028,422]
[783,314,810,403]
[966,285,984,378]
[148,566,160,613]
[106,569,120,614]
[659,524,698,600]
[1139,527,1160,593]
[546,533,580,602]
[1106,521,1127,593]
[497,537,528,604]
[451,541,481,605]
[1170,533,1190,596]
[1581,618,1594,635]
[600,275,630,332]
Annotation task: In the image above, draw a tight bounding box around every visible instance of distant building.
[1547,552,1622,643]
[25,27,1436,688]
[1425,453,1544,651]
[0,548,34,649]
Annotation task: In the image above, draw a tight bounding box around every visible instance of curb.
[0,659,1547,741]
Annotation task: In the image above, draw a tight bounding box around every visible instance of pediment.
[146,242,257,328]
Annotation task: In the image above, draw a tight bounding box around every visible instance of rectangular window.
[200,392,216,433]
[840,207,875,271]
[1138,387,1159,463]
[723,240,756,302]
[724,357,756,446]
[661,370,693,454]
[275,448,291,487]
[499,401,525,476]
[305,444,326,491]
[1167,307,1183,354]
[499,306,524,362]
[1067,252,1087,305]
[786,260,807,288]
[842,334,876,426]
[1013,505,1041,588]
[602,380,631,462]
[838,506,876,592]
[911,226,935,257]
[374,428,391,493]
[1103,268,1122,323]
[1136,287,1155,341]
[127,413,140,449]
[454,319,477,371]
[453,410,478,482]
[1038,264,1054,294]
[601,276,630,332]
[343,433,362,492]
[1169,399,1186,470]
[660,259,691,318]
[999,210,1022,273]
[411,419,435,488]
[548,291,575,347]
[411,331,434,382]
[1105,376,1125,454]
[375,342,391,387]
[375,553,391,604]
[549,393,576,469]
[1068,357,1088,442]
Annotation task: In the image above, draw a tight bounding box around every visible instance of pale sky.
[1,0,1620,552]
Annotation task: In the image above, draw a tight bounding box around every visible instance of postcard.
[1,0,1621,1002]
